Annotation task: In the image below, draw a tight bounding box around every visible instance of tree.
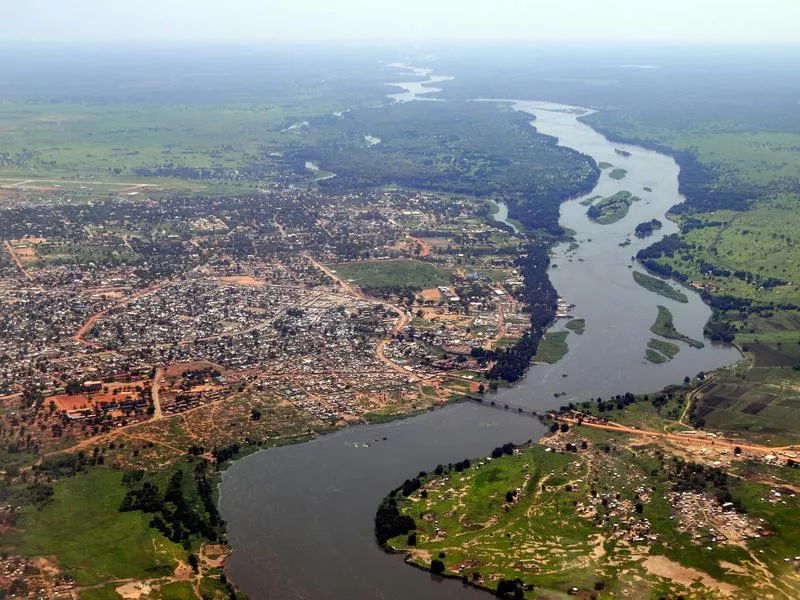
[188,553,199,573]
[560,423,569,433]
[734,446,742,456]
[430,559,445,575]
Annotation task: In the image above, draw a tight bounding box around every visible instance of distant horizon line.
[2,38,799,47]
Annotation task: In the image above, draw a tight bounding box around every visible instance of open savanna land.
[3,460,242,599]
[380,421,800,599]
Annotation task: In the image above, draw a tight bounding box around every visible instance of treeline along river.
[219,71,741,599]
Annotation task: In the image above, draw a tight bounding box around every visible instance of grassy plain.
[0,102,320,184]
[385,426,800,598]
[657,201,800,307]
[608,168,627,180]
[13,469,179,585]
[632,271,688,303]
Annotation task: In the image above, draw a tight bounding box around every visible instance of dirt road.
[73,282,167,348]
[4,240,33,281]
[565,416,800,459]
[151,368,164,420]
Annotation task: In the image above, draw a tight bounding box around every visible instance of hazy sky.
[3,0,800,43]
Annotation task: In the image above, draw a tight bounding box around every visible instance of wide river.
[220,72,741,599]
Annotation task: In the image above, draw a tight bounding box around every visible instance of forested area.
[489,241,558,382]
[292,101,599,236]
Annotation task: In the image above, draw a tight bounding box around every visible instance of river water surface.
[220,71,740,600]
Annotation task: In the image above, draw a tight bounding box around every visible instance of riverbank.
[378,394,800,599]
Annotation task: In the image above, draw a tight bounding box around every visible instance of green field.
[0,101,341,195]
[13,469,180,585]
[586,191,637,224]
[576,391,688,431]
[690,367,800,445]
[650,201,800,320]
[328,260,453,293]
[650,305,704,348]
[564,318,586,335]
[633,271,689,303]
[381,427,799,598]
[608,168,627,180]
[534,330,569,363]
[159,582,198,600]
[76,586,124,600]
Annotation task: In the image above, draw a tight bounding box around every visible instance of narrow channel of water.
[220,71,741,600]
[385,63,455,103]
[490,200,520,235]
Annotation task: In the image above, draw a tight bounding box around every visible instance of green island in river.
[650,305,704,348]
[633,271,689,303]
[586,191,640,224]
[565,318,586,335]
[579,195,602,206]
[533,330,570,363]
[646,338,681,363]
